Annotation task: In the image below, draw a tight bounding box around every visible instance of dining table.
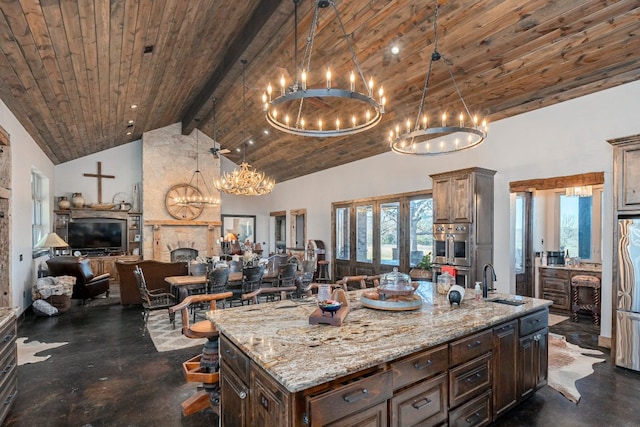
[165,272,244,302]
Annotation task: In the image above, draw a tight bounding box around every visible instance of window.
[558,187,602,261]
[356,205,373,263]
[409,198,433,267]
[332,190,432,274]
[335,207,350,260]
[31,170,49,250]
[380,202,399,265]
[515,194,525,273]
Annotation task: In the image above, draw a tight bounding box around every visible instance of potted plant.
[410,252,433,280]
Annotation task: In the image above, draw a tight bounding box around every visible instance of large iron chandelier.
[175,130,219,206]
[262,0,386,137]
[214,60,275,196]
[389,1,488,155]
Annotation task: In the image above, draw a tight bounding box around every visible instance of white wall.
[54,140,142,206]
[243,79,640,341]
[0,98,55,314]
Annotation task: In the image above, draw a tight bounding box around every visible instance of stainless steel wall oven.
[433,223,471,267]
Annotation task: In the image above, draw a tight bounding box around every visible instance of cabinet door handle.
[466,340,482,349]
[413,359,433,370]
[343,388,368,403]
[412,397,432,409]
[496,325,513,333]
[238,391,247,400]
[465,412,482,424]
[529,318,541,324]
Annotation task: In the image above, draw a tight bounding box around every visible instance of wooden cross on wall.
[83,161,115,204]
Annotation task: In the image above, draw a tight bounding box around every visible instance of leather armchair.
[46,256,110,302]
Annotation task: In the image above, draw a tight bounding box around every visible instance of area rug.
[17,337,68,365]
[146,310,206,353]
[548,314,569,326]
[548,333,605,403]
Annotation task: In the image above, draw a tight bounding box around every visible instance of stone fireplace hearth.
[141,124,222,261]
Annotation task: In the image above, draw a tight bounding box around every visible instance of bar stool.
[316,260,331,283]
[571,275,601,325]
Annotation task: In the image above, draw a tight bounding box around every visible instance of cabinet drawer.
[220,336,250,383]
[308,370,392,426]
[541,277,569,292]
[450,330,493,366]
[519,309,549,337]
[0,320,15,353]
[448,389,492,427]
[542,291,570,311]
[392,344,448,390]
[449,353,492,408]
[390,372,448,427]
[539,268,570,279]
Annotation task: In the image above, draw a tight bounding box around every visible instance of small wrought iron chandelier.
[174,130,220,206]
[389,1,488,155]
[215,60,275,196]
[262,0,386,137]
[565,185,593,197]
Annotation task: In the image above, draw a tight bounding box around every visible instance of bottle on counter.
[475,282,482,301]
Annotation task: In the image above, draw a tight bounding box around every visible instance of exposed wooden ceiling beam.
[181,0,289,136]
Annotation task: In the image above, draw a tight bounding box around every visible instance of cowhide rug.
[17,337,68,365]
[548,333,605,403]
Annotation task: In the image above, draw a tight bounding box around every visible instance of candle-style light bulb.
[280,75,285,95]
[262,93,267,103]
[368,77,374,94]
[301,71,307,90]
[350,72,355,91]
[318,119,323,131]
[459,113,464,127]
[352,116,356,127]
[422,115,427,129]
[381,96,386,112]
[406,119,411,133]
[300,118,305,129]
[395,124,400,138]
[473,115,478,126]
[336,118,340,130]
[267,83,272,101]
[482,119,487,131]
[379,86,384,104]
[326,69,331,89]
[285,115,290,125]
[272,109,278,118]
[366,110,371,121]
[442,113,447,127]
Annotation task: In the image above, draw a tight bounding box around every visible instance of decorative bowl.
[318,300,342,317]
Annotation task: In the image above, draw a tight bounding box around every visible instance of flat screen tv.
[67,219,126,252]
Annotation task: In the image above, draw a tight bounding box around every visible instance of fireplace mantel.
[144,220,222,260]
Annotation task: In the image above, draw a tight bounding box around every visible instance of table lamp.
[35,232,69,257]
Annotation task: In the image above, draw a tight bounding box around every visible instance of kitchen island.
[207,283,552,426]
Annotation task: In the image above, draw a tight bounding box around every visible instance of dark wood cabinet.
[0,313,16,425]
[448,389,492,427]
[433,173,472,223]
[610,135,640,211]
[251,364,290,427]
[492,320,518,418]
[220,367,249,427]
[518,310,549,400]
[390,372,447,427]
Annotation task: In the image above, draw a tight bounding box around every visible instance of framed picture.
[222,215,256,243]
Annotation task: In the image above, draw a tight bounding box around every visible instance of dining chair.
[133,265,176,331]
[336,275,368,292]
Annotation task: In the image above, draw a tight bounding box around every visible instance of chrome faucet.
[482,264,497,298]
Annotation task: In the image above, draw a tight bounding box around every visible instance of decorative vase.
[57,196,70,210]
[71,192,84,208]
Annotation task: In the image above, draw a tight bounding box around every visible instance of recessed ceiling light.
[127,120,135,124]
[391,45,400,55]
[263,129,270,135]
[126,131,132,136]
[248,139,254,145]
[130,104,138,109]
[236,147,241,152]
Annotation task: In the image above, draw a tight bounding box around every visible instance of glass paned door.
[409,198,433,267]
[335,207,350,260]
[356,205,373,263]
[380,202,400,265]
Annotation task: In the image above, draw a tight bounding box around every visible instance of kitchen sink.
[487,298,526,306]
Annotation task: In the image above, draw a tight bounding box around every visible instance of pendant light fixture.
[262,0,386,137]
[389,1,488,155]
[174,129,219,206]
[215,60,275,196]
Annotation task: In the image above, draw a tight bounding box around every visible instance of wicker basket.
[46,295,71,313]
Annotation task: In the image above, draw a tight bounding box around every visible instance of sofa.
[46,256,110,302]
[116,259,187,305]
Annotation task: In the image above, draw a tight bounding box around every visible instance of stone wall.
[142,123,221,261]
[0,125,10,307]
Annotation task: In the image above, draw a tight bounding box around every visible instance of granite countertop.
[207,283,552,393]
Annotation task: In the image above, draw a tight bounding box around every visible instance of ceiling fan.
[210,144,230,159]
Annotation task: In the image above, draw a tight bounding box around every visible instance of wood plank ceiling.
[0,0,639,183]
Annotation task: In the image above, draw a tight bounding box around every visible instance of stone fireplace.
[141,123,222,261]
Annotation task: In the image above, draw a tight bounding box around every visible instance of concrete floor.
[4,303,640,426]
